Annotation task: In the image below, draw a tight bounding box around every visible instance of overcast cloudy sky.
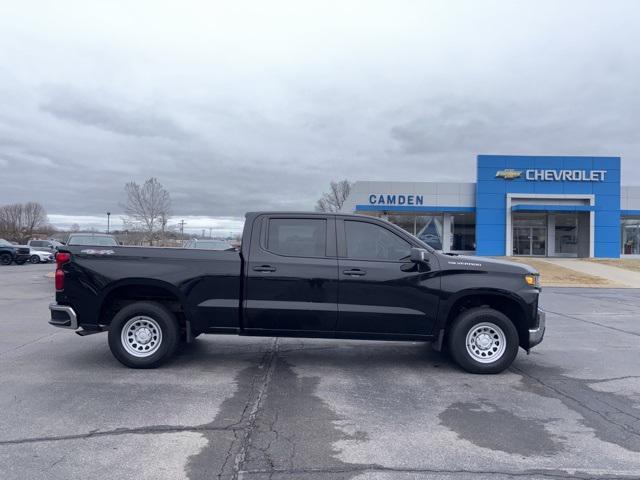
[1,1,639,233]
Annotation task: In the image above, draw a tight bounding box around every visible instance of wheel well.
[99,284,186,328]
[445,294,528,347]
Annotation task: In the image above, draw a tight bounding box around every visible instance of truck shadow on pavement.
[174,337,452,372]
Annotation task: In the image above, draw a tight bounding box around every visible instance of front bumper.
[528,308,546,348]
[49,304,78,329]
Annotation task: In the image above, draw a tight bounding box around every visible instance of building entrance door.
[513,226,547,256]
[512,214,547,256]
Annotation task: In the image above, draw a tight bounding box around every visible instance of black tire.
[30,255,40,264]
[0,253,11,266]
[14,258,26,265]
[108,302,180,368]
[447,307,519,374]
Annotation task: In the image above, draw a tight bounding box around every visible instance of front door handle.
[343,268,366,276]
[253,265,276,272]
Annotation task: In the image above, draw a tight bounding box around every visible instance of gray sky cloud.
[40,87,191,140]
[1,0,639,229]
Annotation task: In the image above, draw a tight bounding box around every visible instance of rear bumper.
[49,304,78,330]
[528,308,546,348]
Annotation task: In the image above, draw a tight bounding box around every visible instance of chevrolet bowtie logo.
[495,169,522,180]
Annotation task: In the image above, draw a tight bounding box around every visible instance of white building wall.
[621,186,640,211]
[342,181,476,212]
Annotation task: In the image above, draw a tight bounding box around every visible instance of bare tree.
[22,202,48,239]
[70,223,81,232]
[315,179,352,213]
[0,202,49,242]
[0,203,23,239]
[122,178,171,245]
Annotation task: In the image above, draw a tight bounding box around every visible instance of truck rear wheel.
[0,253,11,265]
[108,302,179,368]
[447,307,519,374]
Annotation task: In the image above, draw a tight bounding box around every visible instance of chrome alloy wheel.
[121,316,163,357]
[465,322,506,364]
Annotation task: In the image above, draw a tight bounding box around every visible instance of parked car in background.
[183,239,235,250]
[67,233,119,246]
[27,239,64,253]
[29,248,55,264]
[0,239,31,265]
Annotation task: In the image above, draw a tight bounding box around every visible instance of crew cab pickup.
[49,212,545,373]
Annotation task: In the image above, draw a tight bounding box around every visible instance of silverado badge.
[495,169,522,180]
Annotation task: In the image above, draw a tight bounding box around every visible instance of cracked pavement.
[1,265,639,479]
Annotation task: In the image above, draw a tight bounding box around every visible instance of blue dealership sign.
[476,155,621,258]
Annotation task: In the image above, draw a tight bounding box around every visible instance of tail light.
[55,252,71,291]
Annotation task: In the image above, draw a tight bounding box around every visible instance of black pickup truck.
[0,239,31,265]
[49,212,545,373]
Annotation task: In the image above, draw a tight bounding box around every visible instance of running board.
[75,328,105,336]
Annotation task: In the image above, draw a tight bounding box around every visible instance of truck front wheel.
[447,307,519,374]
[108,302,179,368]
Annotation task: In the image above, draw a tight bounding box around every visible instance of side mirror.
[410,247,429,263]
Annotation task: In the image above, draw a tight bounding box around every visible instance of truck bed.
[56,246,243,333]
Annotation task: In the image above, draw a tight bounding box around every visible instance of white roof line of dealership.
[342,182,640,213]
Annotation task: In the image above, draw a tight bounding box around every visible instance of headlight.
[524,274,541,288]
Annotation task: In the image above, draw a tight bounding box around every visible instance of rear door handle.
[343,268,366,276]
[253,265,276,272]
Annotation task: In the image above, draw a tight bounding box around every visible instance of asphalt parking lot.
[0,264,639,479]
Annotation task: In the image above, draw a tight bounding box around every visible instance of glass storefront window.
[387,214,415,236]
[555,214,578,256]
[388,214,445,249]
[450,213,476,251]
[384,213,477,252]
[512,213,547,226]
[621,218,640,255]
[416,215,444,250]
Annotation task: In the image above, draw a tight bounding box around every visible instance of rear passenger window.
[267,218,327,257]
[345,221,411,261]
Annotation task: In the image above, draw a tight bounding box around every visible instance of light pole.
[107,212,111,233]
[179,219,186,245]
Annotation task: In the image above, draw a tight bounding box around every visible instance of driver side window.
[345,221,411,261]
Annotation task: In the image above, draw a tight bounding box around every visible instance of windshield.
[0,239,12,246]
[68,235,118,246]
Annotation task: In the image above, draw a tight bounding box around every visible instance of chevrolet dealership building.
[342,155,640,258]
